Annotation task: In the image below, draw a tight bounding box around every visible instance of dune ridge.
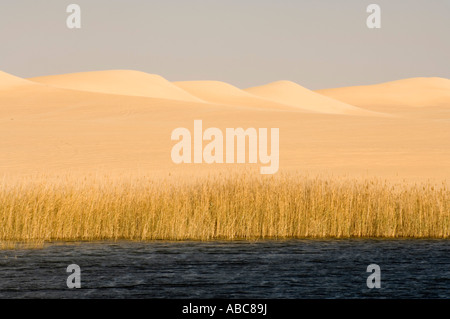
[316,77,450,108]
[245,80,374,115]
[0,70,39,89]
[174,80,308,111]
[29,70,206,103]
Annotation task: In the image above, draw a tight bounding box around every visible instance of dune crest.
[0,70,38,89]
[316,77,450,108]
[174,80,304,111]
[245,80,373,115]
[29,70,205,102]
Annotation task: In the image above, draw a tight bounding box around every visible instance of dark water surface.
[0,240,448,298]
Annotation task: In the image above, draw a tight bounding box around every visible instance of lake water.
[0,240,448,299]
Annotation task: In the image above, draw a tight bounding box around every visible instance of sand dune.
[316,77,450,109]
[29,70,205,103]
[0,70,87,116]
[245,80,373,115]
[1,70,449,180]
[1,70,214,119]
[174,80,308,111]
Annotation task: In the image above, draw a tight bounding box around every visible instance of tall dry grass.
[0,173,448,245]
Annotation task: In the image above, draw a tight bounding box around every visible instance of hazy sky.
[0,0,448,89]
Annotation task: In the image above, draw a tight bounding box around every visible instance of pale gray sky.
[0,0,448,89]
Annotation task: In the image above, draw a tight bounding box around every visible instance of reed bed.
[0,173,448,245]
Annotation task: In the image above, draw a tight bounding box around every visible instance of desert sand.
[0,70,448,181]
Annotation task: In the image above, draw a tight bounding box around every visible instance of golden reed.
[0,173,448,246]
